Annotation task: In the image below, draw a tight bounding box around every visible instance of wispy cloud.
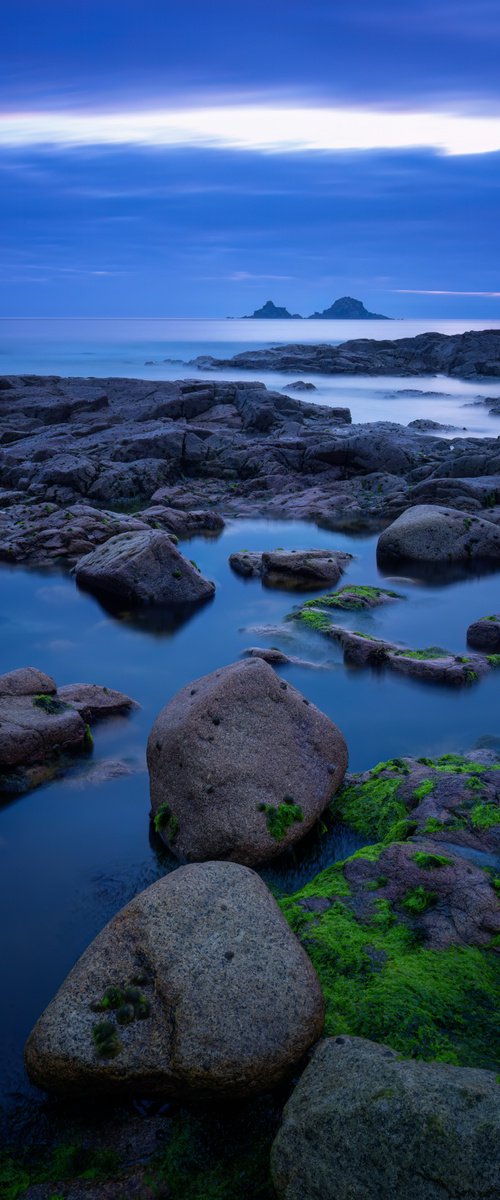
[395,289,500,296]
[1,104,500,156]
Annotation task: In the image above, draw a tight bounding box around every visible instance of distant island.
[242,295,391,319]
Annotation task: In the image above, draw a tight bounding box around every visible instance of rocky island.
[242,295,390,319]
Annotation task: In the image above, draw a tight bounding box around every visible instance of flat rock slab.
[58,683,138,722]
[467,614,500,651]
[25,861,325,1100]
[294,584,403,615]
[75,530,215,606]
[271,1036,500,1200]
[296,620,493,686]
[377,503,500,564]
[147,657,347,865]
[229,549,352,590]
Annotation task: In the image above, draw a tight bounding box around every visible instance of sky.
[1,0,499,318]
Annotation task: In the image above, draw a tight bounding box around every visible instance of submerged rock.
[25,861,324,1099]
[75,530,215,606]
[271,1036,500,1200]
[57,683,138,722]
[377,504,500,564]
[467,613,500,652]
[147,658,347,865]
[229,548,352,590]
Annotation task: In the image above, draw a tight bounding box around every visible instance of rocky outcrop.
[309,296,390,319]
[292,584,403,614]
[229,548,352,589]
[242,300,302,319]
[25,861,325,1099]
[0,669,137,795]
[467,614,500,652]
[192,328,500,378]
[271,1037,500,1200]
[75,530,215,606]
[147,658,347,865]
[377,504,500,564]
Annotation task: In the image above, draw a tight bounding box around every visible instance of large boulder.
[377,504,500,564]
[75,530,215,605]
[229,549,352,590]
[271,1036,500,1200]
[25,861,325,1099]
[147,658,347,865]
[0,666,56,695]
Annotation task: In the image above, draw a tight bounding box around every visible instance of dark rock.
[243,300,302,319]
[271,1036,500,1200]
[147,658,348,865]
[229,548,352,590]
[467,614,500,652]
[57,684,138,722]
[75,531,215,606]
[378,504,500,564]
[25,861,325,1099]
[309,296,390,319]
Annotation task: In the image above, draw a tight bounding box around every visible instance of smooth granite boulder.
[75,530,215,605]
[271,1036,500,1200]
[25,861,325,1099]
[147,658,347,865]
[0,666,57,696]
[377,504,500,564]
[229,549,352,590]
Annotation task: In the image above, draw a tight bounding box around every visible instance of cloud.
[395,289,500,296]
[1,103,500,156]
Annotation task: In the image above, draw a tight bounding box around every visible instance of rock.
[23,1167,166,1200]
[0,666,56,695]
[243,646,292,664]
[386,647,489,686]
[408,418,460,431]
[309,296,390,319]
[229,549,352,590]
[285,381,317,392]
[147,658,347,865]
[467,614,500,652]
[143,503,225,537]
[293,584,403,614]
[57,684,138,722]
[193,329,500,378]
[271,1036,500,1200]
[377,504,500,564]
[75,531,215,606]
[243,300,302,319]
[25,861,325,1099]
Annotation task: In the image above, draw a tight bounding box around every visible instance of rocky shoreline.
[1,363,500,1199]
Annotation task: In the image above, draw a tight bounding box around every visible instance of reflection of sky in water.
[1,517,500,1102]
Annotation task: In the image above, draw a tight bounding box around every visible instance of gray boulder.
[25,861,325,1099]
[271,1036,500,1200]
[147,658,347,865]
[378,504,500,563]
[57,683,138,722]
[0,666,56,695]
[229,549,352,590]
[467,614,500,652]
[75,530,215,605]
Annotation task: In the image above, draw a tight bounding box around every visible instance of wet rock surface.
[377,503,500,564]
[229,547,352,589]
[0,668,137,795]
[25,861,325,1100]
[467,613,500,651]
[75,530,215,606]
[271,1036,500,1200]
[147,658,348,865]
[2,374,500,560]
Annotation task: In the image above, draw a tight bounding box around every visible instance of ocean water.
[2,316,500,434]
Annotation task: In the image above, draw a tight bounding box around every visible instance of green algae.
[258,799,304,840]
[470,803,500,830]
[487,654,500,667]
[330,768,407,843]
[149,1109,275,1200]
[32,693,68,715]
[412,852,453,870]
[293,608,332,632]
[153,802,180,841]
[412,779,434,801]
[402,885,438,913]
[280,854,500,1068]
[393,646,448,661]
[0,1145,121,1200]
[298,584,402,613]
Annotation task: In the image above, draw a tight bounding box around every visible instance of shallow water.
[1,516,500,1106]
[2,317,500,434]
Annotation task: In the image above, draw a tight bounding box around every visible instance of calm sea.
[2,316,500,433]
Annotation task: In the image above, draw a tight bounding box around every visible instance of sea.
[2,315,500,434]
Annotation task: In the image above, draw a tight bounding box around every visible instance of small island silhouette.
[242,296,391,319]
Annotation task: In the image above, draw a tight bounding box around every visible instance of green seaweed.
[280,855,500,1067]
[149,1109,275,1199]
[402,885,438,913]
[487,654,500,667]
[32,693,68,715]
[393,647,448,661]
[412,779,434,801]
[153,801,180,841]
[470,803,500,830]
[330,767,407,842]
[412,852,453,870]
[258,799,304,840]
[92,1020,121,1058]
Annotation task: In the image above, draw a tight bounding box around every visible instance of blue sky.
[1,0,499,317]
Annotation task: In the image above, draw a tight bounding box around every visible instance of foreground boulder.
[377,504,500,564]
[75,530,215,606]
[147,658,347,865]
[467,613,500,652]
[229,548,352,590]
[25,861,324,1099]
[0,668,136,794]
[271,1037,500,1200]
